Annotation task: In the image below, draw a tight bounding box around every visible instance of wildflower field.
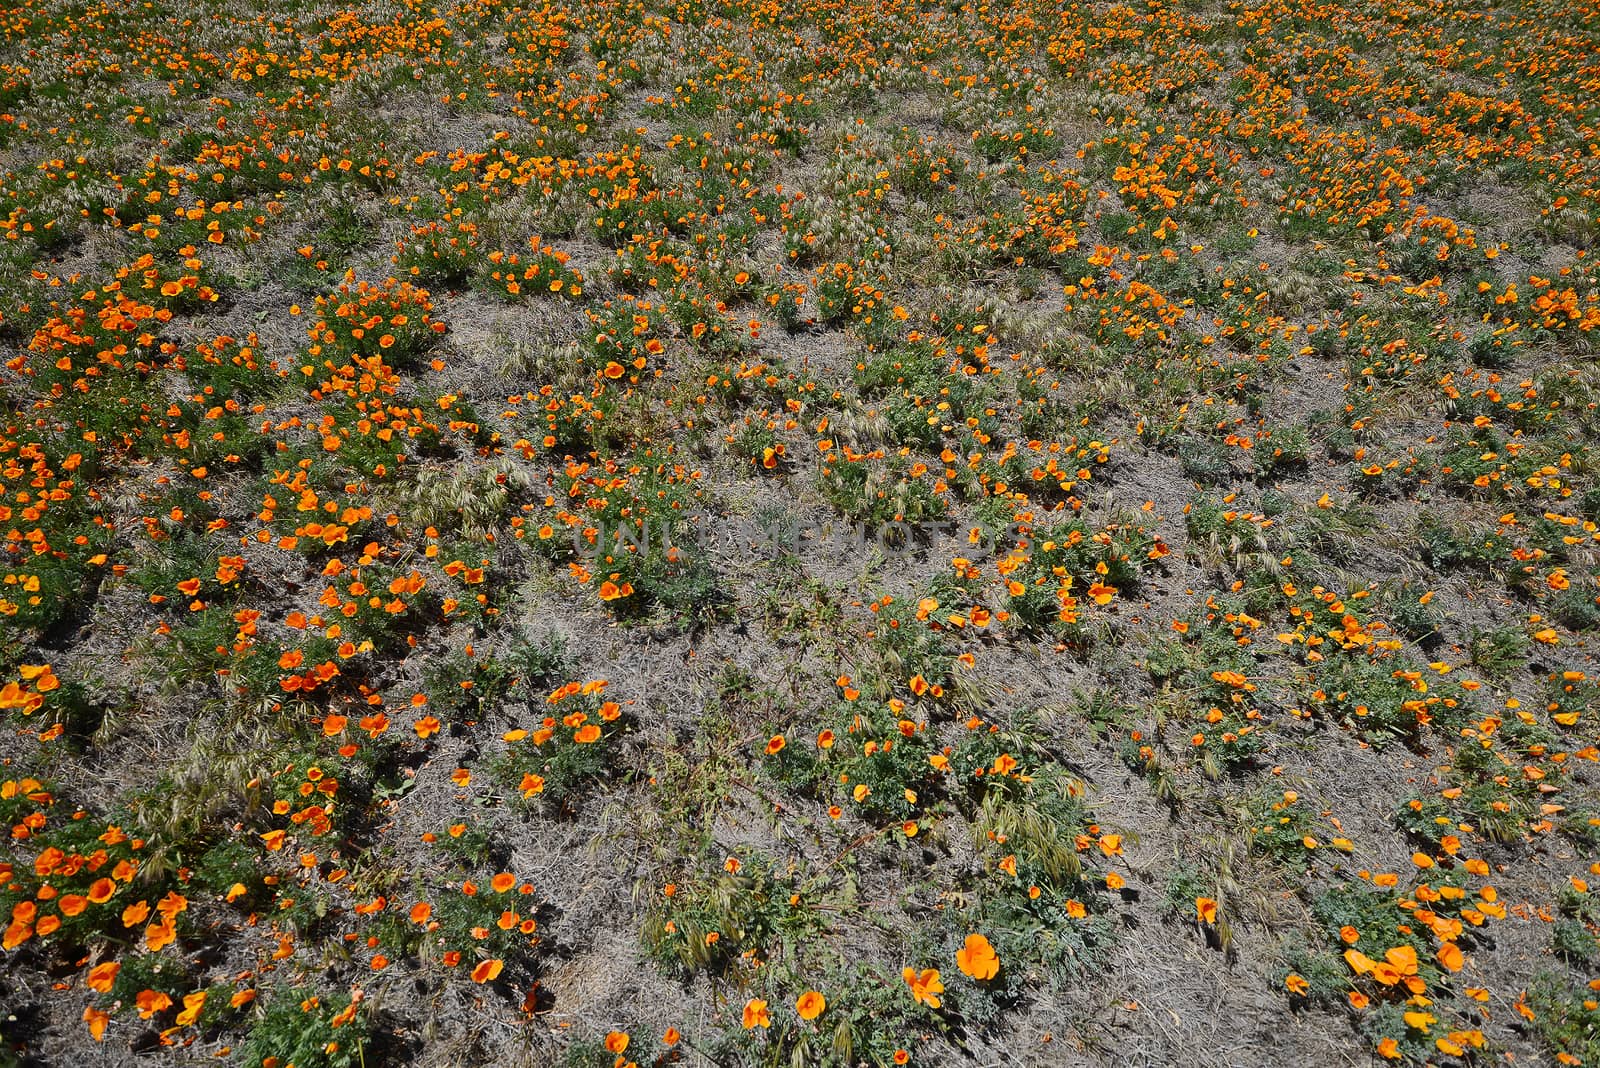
[1,0,1599,1062]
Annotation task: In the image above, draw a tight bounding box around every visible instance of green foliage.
[241,987,372,1068]
[1526,972,1600,1067]
[641,853,816,978]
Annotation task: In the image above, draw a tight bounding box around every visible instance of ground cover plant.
[2,0,1599,1063]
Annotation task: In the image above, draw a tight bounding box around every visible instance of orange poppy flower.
[471,958,504,983]
[903,967,943,1008]
[83,1006,110,1041]
[1385,945,1419,972]
[742,998,770,1029]
[175,990,207,1026]
[795,991,826,1020]
[156,891,188,923]
[135,989,173,1019]
[955,933,998,981]
[145,921,177,952]
[491,873,517,893]
[86,960,120,993]
[3,925,32,953]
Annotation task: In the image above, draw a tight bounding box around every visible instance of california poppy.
[145,921,177,952]
[742,998,771,1029]
[135,989,173,1019]
[86,960,120,993]
[903,967,943,1008]
[795,990,825,1020]
[82,1006,110,1041]
[175,990,207,1026]
[956,933,998,981]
